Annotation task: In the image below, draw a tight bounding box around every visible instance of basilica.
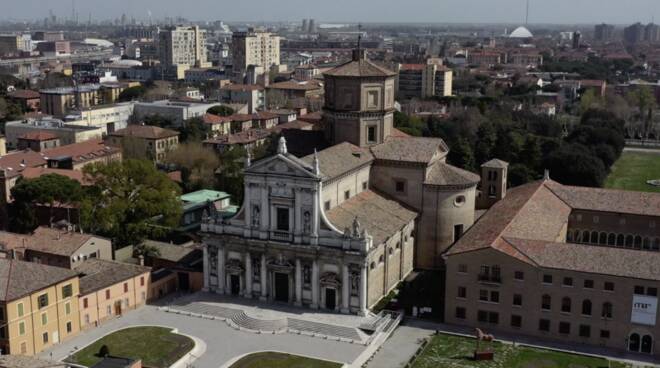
[200,47,485,314]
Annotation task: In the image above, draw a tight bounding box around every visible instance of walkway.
[366,324,433,368]
[39,305,365,368]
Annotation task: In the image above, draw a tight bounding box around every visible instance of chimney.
[543,169,550,181]
[138,255,144,266]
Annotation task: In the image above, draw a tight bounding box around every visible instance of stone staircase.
[288,318,363,341]
[231,312,288,332]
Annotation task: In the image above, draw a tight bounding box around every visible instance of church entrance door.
[275,273,289,302]
[230,275,240,295]
[325,288,336,310]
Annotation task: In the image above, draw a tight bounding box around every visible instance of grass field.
[605,151,660,193]
[67,326,194,368]
[229,352,342,368]
[411,333,630,368]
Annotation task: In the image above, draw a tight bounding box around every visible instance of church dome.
[509,26,533,38]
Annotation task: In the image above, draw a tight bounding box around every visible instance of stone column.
[202,245,209,291]
[311,260,320,309]
[359,264,368,316]
[260,253,268,301]
[217,247,225,294]
[341,264,350,313]
[295,258,302,306]
[245,253,252,298]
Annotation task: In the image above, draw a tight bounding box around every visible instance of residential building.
[21,227,113,269]
[132,100,221,128]
[144,241,203,299]
[0,35,29,56]
[266,79,324,100]
[0,259,80,355]
[467,50,502,66]
[36,41,70,56]
[444,174,660,356]
[16,132,60,152]
[107,124,179,162]
[158,25,210,79]
[595,24,616,42]
[231,29,281,83]
[4,117,103,149]
[6,90,40,112]
[39,84,129,117]
[218,84,264,114]
[179,190,234,232]
[76,259,150,330]
[65,102,135,134]
[397,58,453,100]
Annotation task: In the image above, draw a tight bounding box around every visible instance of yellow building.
[0,259,80,356]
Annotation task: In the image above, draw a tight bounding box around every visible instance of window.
[455,307,466,319]
[582,300,592,316]
[539,319,550,332]
[457,287,467,299]
[106,305,112,316]
[62,284,73,298]
[362,181,368,190]
[561,297,572,313]
[395,180,406,193]
[635,285,645,295]
[324,201,331,211]
[38,293,49,308]
[602,302,613,319]
[17,303,24,317]
[367,126,377,143]
[124,283,129,293]
[66,321,72,333]
[542,274,553,284]
[41,312,47,325]
[562,277,573,287]
[105,289,111,300]
[583,279,594,289]
[559,322,571,334]
[141,291,146,301]
[604,282,614,291]
[600,330,610,339]
[18,321,25,336]
[276,207,290,231]
[513,294,522,306]
[140,276,145,287]
[541,294,551,310]
[20,342,27,354]
[511,315,522,328]
[454,224,464,243]
[648,288,658,297]
[83,298,88,309]
[479,290,488,301]
[65,302,71,316]
[490,291,499,303]
[514,271,524,280]
[458,264,467,273]
[477,311,499,324]
[367,90,379,108]
[579,325,591,338]
[42,332,48,344]
[344,190,350,200]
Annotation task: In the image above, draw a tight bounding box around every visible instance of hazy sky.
[2,0,660,25]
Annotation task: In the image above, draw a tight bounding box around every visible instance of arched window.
[617,234,625,246]
[643,238,651,250]
[574,230,581,242]
[582,231,590,243]
[653,238,660,251]
[607,233,616,246]
[590,231,599,244]
[634,235,643,249]
[602,302,613,319]
[582,300,592,316]
[599,232,607,245]
[641,335,653,354]
[567,231,573,242]
[541,294,551,310]
[626,235,634,248]
[629,333,641,352]
[561,297,572,313]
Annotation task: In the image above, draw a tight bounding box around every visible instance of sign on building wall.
[631,295,658,326]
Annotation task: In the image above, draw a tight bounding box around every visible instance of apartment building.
[0,259,80,355]
[107,125,179,162]
[132,100,221,128]
[231,29,281,83]
[158,25,210,80]
[397,58,453,100]
[39,84,129,117]
[4,118,104,149]
[444,175,660,355]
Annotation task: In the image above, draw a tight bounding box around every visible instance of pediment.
[246,154,319,179]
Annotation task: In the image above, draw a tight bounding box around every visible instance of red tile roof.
[8,89,40,100]
[18,131,59,141]
[42,140,121,165]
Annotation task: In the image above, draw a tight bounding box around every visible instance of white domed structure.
[112,59,143,67]
[509,26,533,38]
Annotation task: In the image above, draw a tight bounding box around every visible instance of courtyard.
[605,150,660,193]
[228,352,342,368]
[410,333,632,368]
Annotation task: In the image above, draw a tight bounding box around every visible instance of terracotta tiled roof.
[546,182,660,217]
[0,150,47,178]
[18,131,59,141]
[298,111,322,124]
[21,167,88,184]
[201,113,231,125]
[25,227,96,256]
[481,159,509,168]
[301,142,373,181]
[0,258,78,302]
[253,111,279,120]
[223,84,264,92]
[109,125,179,140]
[0,231,29,252]
[269,120,313,134]
[370,136,448,164]
[326,190,417,245]
[400,64,425,71]
[390,128,410,138]
[42,140,121,165]
[268,80,323,91]
[425,161,480,187]
[204,129,269,145]
[74,259,150,294]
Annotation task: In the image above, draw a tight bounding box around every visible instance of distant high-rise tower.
[231,28,281,83]
[302,19,308,33]
[158,25,210,68]
[308,19,316,33]
[572,31,581,49]
[594,23,615,42]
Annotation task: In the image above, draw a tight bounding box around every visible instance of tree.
[207,105,234,117]
[81,160,182,249]
[180,117,207,142]
[117,85,147,102]
[447,137,475,172]
[266,89,289,109]
[165,143,220,192]
[543,144,607,187]
[134,242,161,258]
[10,174,83,233]
[520,136,542,173]
[143,114,174,128]
[216,146,247,203]
[579,89,602,114]
[474,122,497,165]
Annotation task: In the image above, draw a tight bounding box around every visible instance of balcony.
[477,274,502,284]
[270,231,293,242]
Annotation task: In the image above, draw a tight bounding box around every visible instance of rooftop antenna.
[525,0,530,25]
[357,23,362,51]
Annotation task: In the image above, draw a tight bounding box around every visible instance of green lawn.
[411,333,630,368]
[605,151,660,193]
[229,352,342,368]
[67,326,194,368]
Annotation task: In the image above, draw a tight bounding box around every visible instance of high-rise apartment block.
[397,58,453,100]
[231,29,281,83]
[594,23,615,42]
[624,22,660,44]
[158,26,210,72]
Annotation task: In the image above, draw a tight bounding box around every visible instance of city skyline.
[2,0,660,25]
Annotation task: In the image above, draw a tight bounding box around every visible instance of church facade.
[201,47,482,313]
